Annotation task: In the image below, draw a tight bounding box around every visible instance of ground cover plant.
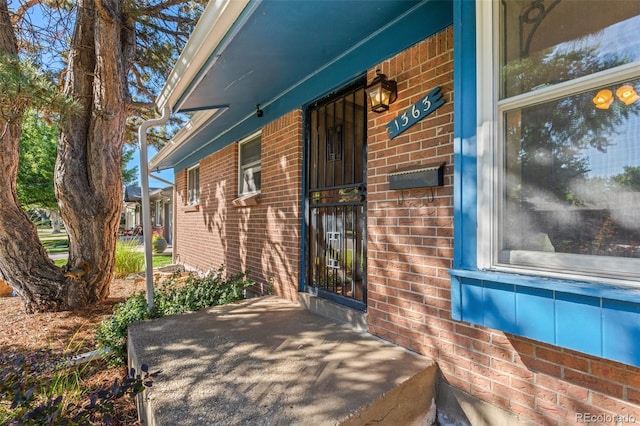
[1,355,153,425]
[96,265,254,366]
[2,230,252,423]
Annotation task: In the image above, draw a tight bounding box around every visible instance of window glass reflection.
[503,79,640,258]
[501,1,640,98]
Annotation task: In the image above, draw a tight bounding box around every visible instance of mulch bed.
[0,278,147,425]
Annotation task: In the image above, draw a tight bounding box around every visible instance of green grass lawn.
[38,228,69,254]
[38,229,67,239]
[152,254,174,269]
[41,238,69,253]
[55,255,174,270]
[42,228,174,272]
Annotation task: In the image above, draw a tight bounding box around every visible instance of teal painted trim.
[452,0,477,270]
[449,269,640,367]
[450,273,463,320]
[172,0,452,171]
[173,110,263,172]
[449,0,640,368]
[299,110,308,294]
[172,0,262,112]
[603,300,640,366]
[450,269,640,303]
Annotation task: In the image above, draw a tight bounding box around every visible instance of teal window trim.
[450,269,640,367]
[451,0,640,368]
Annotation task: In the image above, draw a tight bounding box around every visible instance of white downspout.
[138,107,170,314]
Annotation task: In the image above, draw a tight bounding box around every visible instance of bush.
[95,293,148,367]
[114,240,144,278]
[152,265,253,316]
[151,234,167,254]
[95,265,254,367]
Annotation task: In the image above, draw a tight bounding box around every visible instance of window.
[479,1,640,283]
[238,133,261,195]
[187,166,200,205]
[154,200,162,226]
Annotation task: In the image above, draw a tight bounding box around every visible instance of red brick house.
[144,1,640,424]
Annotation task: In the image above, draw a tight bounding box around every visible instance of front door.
[305,80,367,311]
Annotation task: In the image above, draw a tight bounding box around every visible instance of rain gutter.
[155,0,251,113]
[149,0,250,172]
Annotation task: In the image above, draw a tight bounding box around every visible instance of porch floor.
[127,296,437,425]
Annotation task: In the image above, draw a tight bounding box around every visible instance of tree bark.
[0,0,136,312]
[55,0,134,308]
[0,0,71,313]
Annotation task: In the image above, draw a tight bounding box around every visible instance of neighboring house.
[123,185,173,243]
[148,1,640,423]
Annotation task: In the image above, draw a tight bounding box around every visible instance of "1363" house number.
[386,86,445,140]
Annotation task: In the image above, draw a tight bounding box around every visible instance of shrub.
[114,240,144,278]
[96,265,254,367]
[152,266,253,316]
[151,234,167,254]
[95,293,148,367]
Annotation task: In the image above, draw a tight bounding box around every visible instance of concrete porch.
[127,296,438,425]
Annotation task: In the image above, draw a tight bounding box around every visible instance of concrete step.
[128,296,437,425]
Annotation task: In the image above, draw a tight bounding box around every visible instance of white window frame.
[187,165,200,205]
[238,131,262,196]
[477,1,640,285]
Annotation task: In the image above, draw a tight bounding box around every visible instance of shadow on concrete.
[128,296,437,425]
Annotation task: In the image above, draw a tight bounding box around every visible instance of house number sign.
[386,86,445,140]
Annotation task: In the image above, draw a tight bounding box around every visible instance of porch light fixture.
[593,89,614,109]
[616,85,639,105]
[366,69,398,113]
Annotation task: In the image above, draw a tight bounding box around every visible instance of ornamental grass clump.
[114,240,144,278]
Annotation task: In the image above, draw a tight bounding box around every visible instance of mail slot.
[388,162,445,190]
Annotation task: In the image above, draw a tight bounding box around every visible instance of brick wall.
[366,27,640,425]
[174,109,303,301]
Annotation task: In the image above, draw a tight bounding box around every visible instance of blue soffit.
[154,0,453,171]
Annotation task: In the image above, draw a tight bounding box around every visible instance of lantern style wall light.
[366,69,398,113]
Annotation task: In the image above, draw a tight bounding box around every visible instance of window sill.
[449,268,640,367]
[183,204,200,213]
[232,192,261,207]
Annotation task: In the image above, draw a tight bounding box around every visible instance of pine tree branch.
[137,0,194,18]
[10,0,40,24]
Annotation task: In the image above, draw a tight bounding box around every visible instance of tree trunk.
[0,0,135,313]
[0,87,66,312]
[54,0,134,308]
[0,0,71,313]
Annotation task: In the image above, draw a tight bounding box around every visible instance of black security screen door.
[306,80,367,311]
